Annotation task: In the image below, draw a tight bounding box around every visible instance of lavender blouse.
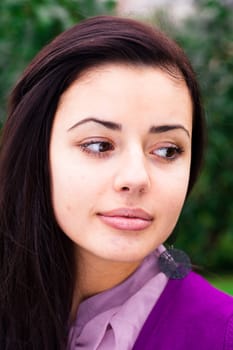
[68,245,168,349]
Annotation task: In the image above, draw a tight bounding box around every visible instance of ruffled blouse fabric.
[68,245,168,349]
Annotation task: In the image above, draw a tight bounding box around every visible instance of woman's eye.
[152,146,183,160]
[79,140,114,157]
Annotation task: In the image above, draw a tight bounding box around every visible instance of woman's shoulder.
[133,272,233,350]
[155,271,233,324]
[174,271,233,313]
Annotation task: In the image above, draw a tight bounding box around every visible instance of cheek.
[50,170,89,240]
[50,158,107,221]
[51,171,87,213]
[157,165,190,199]
[154,165,190,223]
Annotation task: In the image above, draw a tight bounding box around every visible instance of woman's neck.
[70,249,142,321]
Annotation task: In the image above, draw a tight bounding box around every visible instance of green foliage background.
[0,0,232,272]
[0,0,116,124]
[169,0,233,273]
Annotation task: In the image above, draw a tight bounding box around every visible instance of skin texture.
[49,64,192,305]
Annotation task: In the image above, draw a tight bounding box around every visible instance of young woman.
[0,16,232,350]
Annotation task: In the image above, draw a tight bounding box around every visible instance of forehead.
[55,63,192,133]
[61,62,189,96]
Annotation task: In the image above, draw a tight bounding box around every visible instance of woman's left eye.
[152,146,183,161]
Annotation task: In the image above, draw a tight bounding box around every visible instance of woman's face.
[50,64,192,264]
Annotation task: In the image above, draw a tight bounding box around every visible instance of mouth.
[97,208,153,231]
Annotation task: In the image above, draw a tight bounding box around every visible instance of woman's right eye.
[79,140,114,158]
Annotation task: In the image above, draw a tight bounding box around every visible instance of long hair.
[0,16,205,349]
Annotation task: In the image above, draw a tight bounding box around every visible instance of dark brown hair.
[0,15,205,349]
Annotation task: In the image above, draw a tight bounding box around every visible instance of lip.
[97,208,153,231]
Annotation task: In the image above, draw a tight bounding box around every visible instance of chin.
[99,247,152,263]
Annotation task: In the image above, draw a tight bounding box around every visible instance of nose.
[113,148,151,195]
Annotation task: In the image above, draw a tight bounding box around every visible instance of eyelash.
[151,145,184,161]
[78,140,184,162]
[79,140,114,159]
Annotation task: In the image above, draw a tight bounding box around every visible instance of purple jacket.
[133,272,233,350]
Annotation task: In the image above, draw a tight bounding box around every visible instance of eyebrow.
[149,124,190,138]
[68,117,121,131]
[68,117,190,137]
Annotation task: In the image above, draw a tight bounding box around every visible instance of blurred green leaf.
[0,0,117,121]
[167,0,233,272]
